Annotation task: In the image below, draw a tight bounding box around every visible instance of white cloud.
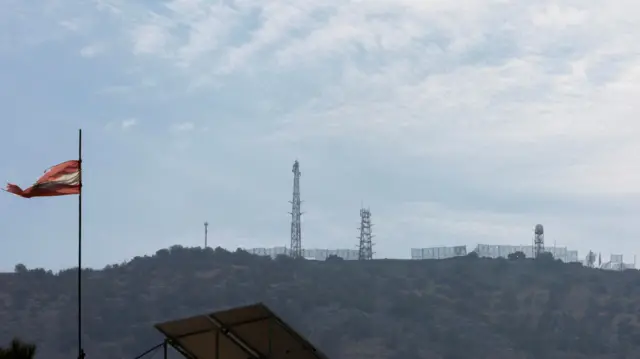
[170,122,195,132]
[121,118,137,129]
[80,44,104,58]
[103,118,138,131]
[131,24,171,56]
[59,19,82,32]
[113,0,640,210]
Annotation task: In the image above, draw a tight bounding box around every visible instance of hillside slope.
[1,246,640,359]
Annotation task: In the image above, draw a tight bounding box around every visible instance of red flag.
[4,160,81,198]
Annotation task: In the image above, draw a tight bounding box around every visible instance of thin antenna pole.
[204,222,209,248]
[77,129,85,359]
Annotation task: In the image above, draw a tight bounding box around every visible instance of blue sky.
[1,0,640,271]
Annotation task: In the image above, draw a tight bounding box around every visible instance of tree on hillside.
[508,251,526,261]
[536,252,555,262]
[13,264,27,274]
[0,338,37,359]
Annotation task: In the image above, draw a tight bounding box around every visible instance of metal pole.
[204,221,208,248]
[78,128,85,359]
[215,332,219,359]
[268,318,272,358]
[132,342,166,359]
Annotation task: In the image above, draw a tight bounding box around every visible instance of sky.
[1,0,640,271]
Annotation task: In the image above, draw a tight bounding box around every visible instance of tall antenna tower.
[358,207,374,260]
[289,160,302,258]
[204,221,209,248]
[534,224,544,258]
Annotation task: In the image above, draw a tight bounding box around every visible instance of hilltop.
[1,246,640,359]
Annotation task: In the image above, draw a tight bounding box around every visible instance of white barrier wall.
[611,254,623,264]
[474,244,580,263]
[245,247,360,260]
[247,244,582,262]
[246,246,287,259]
[303,248,359,260]
[410,246,467,259]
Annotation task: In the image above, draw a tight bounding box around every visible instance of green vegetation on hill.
[0,338,37,359]
[1,246,640,359]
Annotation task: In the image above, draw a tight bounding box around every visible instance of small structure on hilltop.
[585,251,596,268]
[135,303,329,359]
[600,254,637,271]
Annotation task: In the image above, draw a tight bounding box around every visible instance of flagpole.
[78,128,85,359]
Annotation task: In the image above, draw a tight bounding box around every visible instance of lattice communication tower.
[289,160,303,258]
[534,224,545,258]
[358,208,374,260]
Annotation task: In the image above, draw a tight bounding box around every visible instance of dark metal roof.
[155,303,329,359]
